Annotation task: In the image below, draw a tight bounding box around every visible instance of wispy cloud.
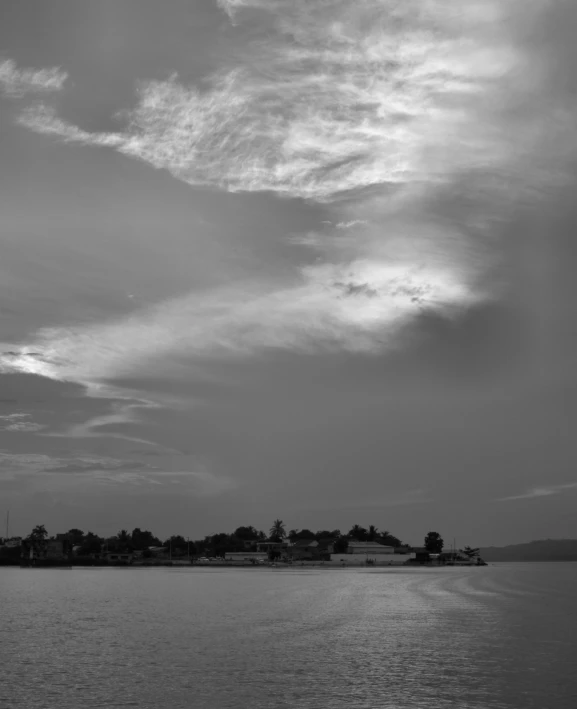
[41,392,161,445]
[498,482,577,501]
[335,220,369,230]
[0,450,233,494]
[0,413,46,433]
[0,258,483,391]
[0,59,67,97]
[4,0,576,429]
[16,1,538,201]
[0,451,149,476]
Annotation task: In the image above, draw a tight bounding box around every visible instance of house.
[21,538,70,560]
[408,548,447,565]
[317,538,336,554]
[288,540,322,561]
[148,546,169,558]
[407,547,430,564]
[255,541,289,558]
[2,537,22,548]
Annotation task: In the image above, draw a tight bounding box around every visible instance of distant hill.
[480,539,577,562]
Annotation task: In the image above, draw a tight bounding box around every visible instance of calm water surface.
[1,563,576,708]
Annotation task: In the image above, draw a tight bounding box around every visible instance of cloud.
[0,413,46,433]
[5,0,576,424]
[0,258,484,394]
[498,482,577,501]
[0,59,67,97]
[16,0,550,202]
[335,220,369,230]
[42,394,161,445]
[0,450,235,495]
[0,451,148,477]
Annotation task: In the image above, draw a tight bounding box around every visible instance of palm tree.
[269,519,286,541]
[367,525,378,541]
[116,529,132,552]
[348,524,367,541]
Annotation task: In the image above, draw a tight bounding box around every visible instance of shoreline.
[1,559,486,570]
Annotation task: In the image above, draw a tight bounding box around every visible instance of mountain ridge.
[480,539,577,561]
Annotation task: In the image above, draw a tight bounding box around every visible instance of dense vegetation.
[1,521,405,558]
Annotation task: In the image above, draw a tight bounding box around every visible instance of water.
[1,563,576,708]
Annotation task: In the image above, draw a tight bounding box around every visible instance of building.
[21,538,70,560]
[255,541,289,558]
[105,552,133,563]
[1,538,22,548]
[347,541,395,555]
[224,551,268,562]
[317,538,336,554]
[288,540,322,561]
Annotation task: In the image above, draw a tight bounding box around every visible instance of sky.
[0,0,576,547]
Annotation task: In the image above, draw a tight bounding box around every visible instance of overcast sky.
[1,0,576,546]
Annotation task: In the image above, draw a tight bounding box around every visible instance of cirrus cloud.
[0,59,67,97]
[3,0,576,433]
[0,413,46,433]
[16,0,539,201]
[498,482,577,501]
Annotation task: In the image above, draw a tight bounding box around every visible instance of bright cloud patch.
[0,59,67,97]
[17,0,526,201]
[0,259,483,390]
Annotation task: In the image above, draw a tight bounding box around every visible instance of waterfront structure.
[105,552,133,563]
[347,541,395,555]
[224,551,268,562]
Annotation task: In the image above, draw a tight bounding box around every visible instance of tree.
[460,546,480,559]
[79,532,103,555]
[28,525,48,541]
[424,532,444,554]
[269,519,286,541]
[290,529,316,541]
[116,529,131,550]
[315,530,339,540]
[379,530,402,547]
[164,535,189,556]
[131,528,161,551]
[67,529,85,545]
[347,524,368,541]
[367,525,378,541]
[288,529,299,543]
[233,526,261,540]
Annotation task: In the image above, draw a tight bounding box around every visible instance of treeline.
[2,521,404,558]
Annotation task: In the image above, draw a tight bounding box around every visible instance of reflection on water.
[2,564,576,708]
